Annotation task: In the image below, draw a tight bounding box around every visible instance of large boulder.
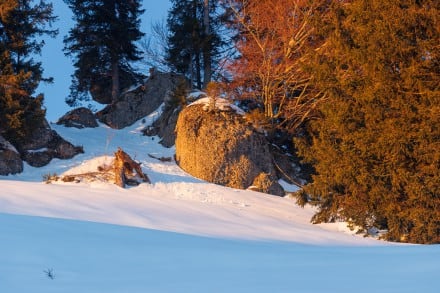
[17,119,84,167]
[175,103,284,196]
[0,135,23,175]
[96,71,186,129]
[56,107,98,129]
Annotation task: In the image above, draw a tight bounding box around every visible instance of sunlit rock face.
[175,103,284,196]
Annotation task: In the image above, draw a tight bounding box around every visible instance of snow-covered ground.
[1,108,439,292]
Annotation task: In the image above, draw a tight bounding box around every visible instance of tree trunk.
[189,52,195,89]
[191,0,202,89]
[111,60,120,103]
[195,49,202,89]
[202,0,211,89]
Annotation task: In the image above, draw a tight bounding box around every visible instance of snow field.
[1,108,438,292]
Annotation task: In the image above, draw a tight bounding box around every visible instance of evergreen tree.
[0,0,56,144]
[63,0,144,106]
[166,0,222,89]
[296,0,440,243]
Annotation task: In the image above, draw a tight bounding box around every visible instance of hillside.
[0,107,439,292]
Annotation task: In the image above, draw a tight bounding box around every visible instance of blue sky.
[38,0,172,121]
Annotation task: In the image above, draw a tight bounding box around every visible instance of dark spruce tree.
[0,0,57,144]
[296,0,440,243]
[166,0,222,89]
[63,0,144,106]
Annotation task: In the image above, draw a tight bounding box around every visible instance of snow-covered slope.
[1,108,439,292]
[0,177,376,245]
[0,109,372,245]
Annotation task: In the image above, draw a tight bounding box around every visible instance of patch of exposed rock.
[175,104,284,196]
[143,105,180,148]
[96,71,186,129]
[56,107,98,129]
[142,84,195,148]
[16,119,84,167]
[0,135,23,175]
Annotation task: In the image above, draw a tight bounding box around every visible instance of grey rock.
[0,135,23,175]
[143,106,181,148]
[22,150,53,168]
[56,107,98,129]
[97,71,186,129]
[16,119,84,168]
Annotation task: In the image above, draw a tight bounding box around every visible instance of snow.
[0,136,19,153]
[189,96,246,115]
[26,148,49,153]
[121,82,143,95]
[1,108,439,292]
[187,90,206,100]
[278,178,301,193]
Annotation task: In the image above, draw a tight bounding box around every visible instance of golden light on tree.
[225,0,326,131]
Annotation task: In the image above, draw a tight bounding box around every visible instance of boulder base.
[0,135,23,175]
[17,119,84,168]
[57,107,98,129]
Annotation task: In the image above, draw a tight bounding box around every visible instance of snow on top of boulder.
[122,82,143,95]
[189,96,245,115]
[187,90,206,100]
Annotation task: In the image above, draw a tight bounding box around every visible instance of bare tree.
[139,20,171,73]
[225,0,326,131]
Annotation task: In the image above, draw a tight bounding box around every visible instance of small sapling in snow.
[44,268,55,280]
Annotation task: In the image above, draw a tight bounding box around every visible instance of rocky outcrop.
[16,119,84,167]
[142,81,193,147]
[0,135,23,175]
[175,103,284,196]
[96,71,186,129]
[56,107,98,129]
[143,106,181,148]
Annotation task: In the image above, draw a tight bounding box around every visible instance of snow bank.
[189,96,246,115]
[1,110,438,293]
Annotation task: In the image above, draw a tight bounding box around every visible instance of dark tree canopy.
[64,0,145,106]
[0,0,56,144]
[296,0,440,243]
[166,0,223,89]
